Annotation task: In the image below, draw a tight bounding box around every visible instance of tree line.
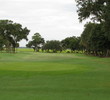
[76,0,110,57]
[26,33,83,53]
[26,0,110,57]
[0,0,110,57]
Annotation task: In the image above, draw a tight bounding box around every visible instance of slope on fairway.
[0,52,110,100]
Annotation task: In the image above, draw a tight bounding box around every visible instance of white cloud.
[0,0,85,47]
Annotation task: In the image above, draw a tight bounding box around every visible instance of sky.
[0,0,86,47]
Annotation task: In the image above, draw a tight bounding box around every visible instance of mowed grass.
[0,49,110,100]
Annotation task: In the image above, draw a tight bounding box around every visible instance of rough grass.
[0,49,110,100]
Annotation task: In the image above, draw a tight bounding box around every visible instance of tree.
[26,41,33,48]
[61,36,82,52]
[43,40,62,53]
[10,23,30,52]
[26,33,45,52]
[80,22,95,53]
[0,20,30,53]
[0,35,4,51]
[81,22,109,56]
[76,0,110,56]
[76,0,110,22]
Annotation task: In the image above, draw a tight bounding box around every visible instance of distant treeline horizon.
[0,0,110,56]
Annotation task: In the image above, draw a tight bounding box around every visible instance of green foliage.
[61,36,83,52]
[76,0,110,22]
[76,0,110,56]
[0,20,30,53]
[0,35,4,50]
[43,40,62,53]
[81,22,110,56]
[26,33,44,52]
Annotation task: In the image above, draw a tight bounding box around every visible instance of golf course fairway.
[0,51,110,100]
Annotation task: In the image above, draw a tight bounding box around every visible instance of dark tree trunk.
[106,49,110,57]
